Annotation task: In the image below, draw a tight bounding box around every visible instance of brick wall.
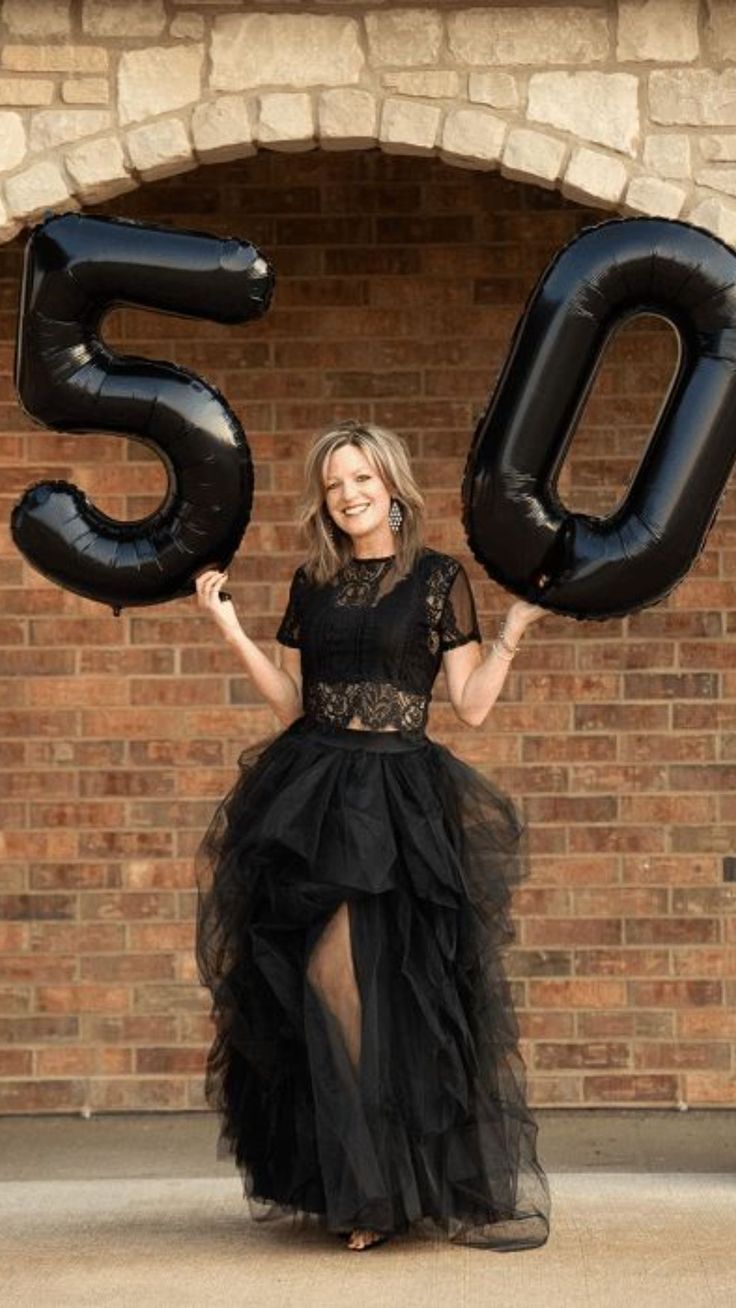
[1,150,734,1113]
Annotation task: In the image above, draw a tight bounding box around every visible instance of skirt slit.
[305,900,362,1076]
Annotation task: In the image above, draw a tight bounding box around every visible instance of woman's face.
[321,443,393,548]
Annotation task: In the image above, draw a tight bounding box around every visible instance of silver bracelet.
[495,621,520,658]
[491,639,514,661]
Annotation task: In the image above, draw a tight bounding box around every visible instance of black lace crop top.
[275,546,482,738]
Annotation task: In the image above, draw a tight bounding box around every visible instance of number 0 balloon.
[462,216,736,619]
[12,211,274,613]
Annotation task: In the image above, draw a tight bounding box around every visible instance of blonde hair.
[296,419,426,585]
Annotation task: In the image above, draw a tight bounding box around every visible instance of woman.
[194,419,552,1253]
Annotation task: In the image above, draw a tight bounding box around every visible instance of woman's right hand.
[195,568,243,642]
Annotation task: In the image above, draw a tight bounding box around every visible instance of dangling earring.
[388,498,403,533]
[325,515,336,542]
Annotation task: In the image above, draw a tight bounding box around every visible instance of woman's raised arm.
[195,568,303,727]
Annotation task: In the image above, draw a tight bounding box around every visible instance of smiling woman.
[193,418,552,1252]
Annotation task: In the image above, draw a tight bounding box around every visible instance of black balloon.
[462,216,736,619]
[12,211,275,614]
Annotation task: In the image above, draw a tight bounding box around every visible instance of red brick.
[578,1011,635,1037]
[524,918,622,946]
[0,1016,79,1042]
[569,825,666,853]
[0,1080,87,1112]
[621,855,719,885]
[684,1074,736,1104]
[629,980,723,1006]
[80,953,176,982]
[583,1075,678,1102]
[135,1046,205,1074]
[522,734,617,762]
[36,1046,98,1076]
[527,1076,583,1104]
[83,1015,178,1043]
[625,918,720,944]
[529,979,627,1008]
[0,893,77,920]
[633,1041,731,1070]
[573,949,669,976]
[88,1078,188,1110]
[619,733,715,762]
[672,947,736,977]
[36,984,130,1013]
[0,954,77,982]
[531,855,620,886]
[78,891,176,921]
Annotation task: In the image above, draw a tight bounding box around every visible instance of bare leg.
[306,903,388,1250]
[306,901,362,1072]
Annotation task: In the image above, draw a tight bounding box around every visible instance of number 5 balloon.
[12,211,274,614]
[462,215,736,619]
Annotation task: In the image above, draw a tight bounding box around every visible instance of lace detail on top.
[275,547,482,738]
[303,679,428,734]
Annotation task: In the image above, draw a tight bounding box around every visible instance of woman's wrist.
[221,619,246,647]
[491,611,526,661]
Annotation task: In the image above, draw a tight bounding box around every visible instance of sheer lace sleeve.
[275,565,305,648]
[439,562,482,651]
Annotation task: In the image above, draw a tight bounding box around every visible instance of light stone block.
[381,71,459,99]
[642,134,691,179]
[617,0,699,62]
[706,0,736,62]
[0,112,26,170]
[192,95,256,163]
[689,195,736,245]
[562,147,629,208]
[82,0,165,37]
[3,0,70,37]
[365,9,443,66]
[257,93,315,152]
[29,108,110,152]
[468,71,519,110]
[125,118,196,181]
[701,136,736,161]
[650,69,736,126]
[170,14,205,40]
[529,71,639,156]
[448,7,608,65]
[0,196,21,243]
[0,78,54,105]
[318,88,378,150]
[118,45,203,127]
[379,98,442,156]
[5,160,76,219]
[624,175,686,218]
[61,79,109,104]
[64,135,136,202]
[211,14,363,92]
[695,167,736,198]
[2,46,108,73]
[440,106,506,170]
[501,128,566,188]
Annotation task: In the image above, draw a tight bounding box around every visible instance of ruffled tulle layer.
[194,715,550,1250]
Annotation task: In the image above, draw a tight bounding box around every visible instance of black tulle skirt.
[194,714,551,1250]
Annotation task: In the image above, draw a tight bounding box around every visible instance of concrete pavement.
[0,1110,734,1307]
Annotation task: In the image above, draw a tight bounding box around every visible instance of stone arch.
[1,4,736,245]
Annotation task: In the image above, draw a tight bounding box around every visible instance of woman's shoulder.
[418,545,466,578]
